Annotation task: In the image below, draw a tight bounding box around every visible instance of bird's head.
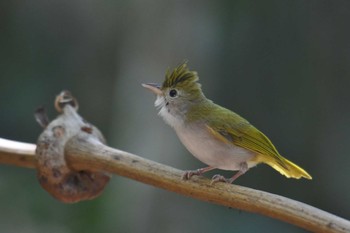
[143,62,206,127]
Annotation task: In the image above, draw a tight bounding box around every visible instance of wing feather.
[205,106,287,168]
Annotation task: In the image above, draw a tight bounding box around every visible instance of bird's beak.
[142,83,163,95]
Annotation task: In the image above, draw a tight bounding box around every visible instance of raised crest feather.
[162,61,200,90]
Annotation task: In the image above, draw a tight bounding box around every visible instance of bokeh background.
[1,1,350,232]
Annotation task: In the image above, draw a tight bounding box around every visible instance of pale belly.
[175,126,257,171]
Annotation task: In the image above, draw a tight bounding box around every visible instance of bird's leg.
[211,162,248,184]
[227,162,248,183]
[182,166,215,180]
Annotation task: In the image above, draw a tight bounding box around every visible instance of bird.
[142,62,312,184]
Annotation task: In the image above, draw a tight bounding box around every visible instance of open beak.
[142,83,163,95]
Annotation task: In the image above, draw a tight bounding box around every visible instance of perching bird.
[143,62,312,183]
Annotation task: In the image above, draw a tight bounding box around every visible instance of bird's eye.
[169,89,178,97]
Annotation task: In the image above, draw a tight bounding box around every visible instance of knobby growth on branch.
[0,90,349,233]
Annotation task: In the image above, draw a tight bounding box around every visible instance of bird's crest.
[162,61,200,90]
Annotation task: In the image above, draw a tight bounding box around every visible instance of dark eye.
[169,89,178,97]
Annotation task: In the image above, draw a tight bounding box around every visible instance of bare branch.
[0,138,36,168]
[1,136,349,233]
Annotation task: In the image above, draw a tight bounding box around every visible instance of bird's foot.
[182,167,214,180]
[211,163,248,185]
[210,174,229,184]
[182,169,202,180]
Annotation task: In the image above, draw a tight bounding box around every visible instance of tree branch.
[0,90,349,232]
[0,138,36,168]
[1,136,349,233]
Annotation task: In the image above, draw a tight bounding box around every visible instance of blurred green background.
[1,1,350,232]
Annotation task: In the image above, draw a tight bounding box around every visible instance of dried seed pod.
[35,91,110,203]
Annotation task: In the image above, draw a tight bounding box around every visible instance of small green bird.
[142,62,312,183]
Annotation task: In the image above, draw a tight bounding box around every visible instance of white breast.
[175,125,257,171]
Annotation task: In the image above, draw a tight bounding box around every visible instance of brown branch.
[0,90,349,232]
[1,136,349,233]
[0,138,36,168]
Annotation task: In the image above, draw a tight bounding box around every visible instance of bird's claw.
[210,174,228,185]
[182,169,201,180]
[182,171,192,180]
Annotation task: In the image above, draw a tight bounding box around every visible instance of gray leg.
[211,162,248,184]
[182,166,215,180]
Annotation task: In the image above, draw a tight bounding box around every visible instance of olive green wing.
[206,109,287,168]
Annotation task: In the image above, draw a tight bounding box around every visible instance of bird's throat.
[155,96,184,129]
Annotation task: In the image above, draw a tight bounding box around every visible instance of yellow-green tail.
[258,155,312,179]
